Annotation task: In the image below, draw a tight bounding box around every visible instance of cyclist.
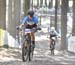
[20,10,39,49]
[49,27,60,49]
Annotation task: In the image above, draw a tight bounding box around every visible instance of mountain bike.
[22,27,41,62]
[16,26,33,61]
[22,31,32,61]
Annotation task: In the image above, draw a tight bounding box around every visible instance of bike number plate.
[25,29,31,33]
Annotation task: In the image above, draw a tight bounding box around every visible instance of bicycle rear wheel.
[50,41,55,55]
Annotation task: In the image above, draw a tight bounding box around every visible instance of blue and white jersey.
[22,16,38,25]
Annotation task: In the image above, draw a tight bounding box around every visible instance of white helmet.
[50,27,55,31]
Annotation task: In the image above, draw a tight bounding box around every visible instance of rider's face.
[29,16,33,20]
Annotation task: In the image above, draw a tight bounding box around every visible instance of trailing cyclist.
[49,27,60,50]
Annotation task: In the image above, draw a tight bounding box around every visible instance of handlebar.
[16,26,41,31]
[36,27,41,30]
[16,26,19,30]
[16,26,22,31]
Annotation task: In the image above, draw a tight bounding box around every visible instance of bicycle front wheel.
[51,49,54,55]
[22,40,29,62]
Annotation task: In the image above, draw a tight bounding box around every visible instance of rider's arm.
[34,16,41,28]
[22,16,28,25]
[54,31,61,37]
[20,16,28,28]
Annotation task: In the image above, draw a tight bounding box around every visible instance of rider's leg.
[49,37,52,49]
[53,39,55,49]
[30,24,37,49]
[30,32,35,48]
[50,39,52,49]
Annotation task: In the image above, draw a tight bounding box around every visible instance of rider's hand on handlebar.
[16,26,20,30]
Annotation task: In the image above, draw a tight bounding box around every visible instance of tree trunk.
[0,0,6,47]
[60,0,68,51]
[14,0,21,25]
[37,0,39,7]
[31,0,33,9]
[0,0,6,30]
[72,0,75,36]
[7,0,13,36]
[23,0,30,16]
[45,0,47,6]
[7,0,21,39]
[8,0,16,38]
[48,0,53,8]
[40,0,43,7]
[55,0,58,31]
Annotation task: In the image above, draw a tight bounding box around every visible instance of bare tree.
[37,0,39,7]
[7,0,12,33]
[0,0,6,47]
[7,0,21,39]
[55,0,58,31]
[48,0,53,8]
[72,0,75,36]
[40,0,43,7]
[23,0,30,16]
[45,0,47,6]
[60,0,68,50]
[0,0,6,30]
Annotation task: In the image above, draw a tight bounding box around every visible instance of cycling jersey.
[49,30,60,39]
[22,16,38,25]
